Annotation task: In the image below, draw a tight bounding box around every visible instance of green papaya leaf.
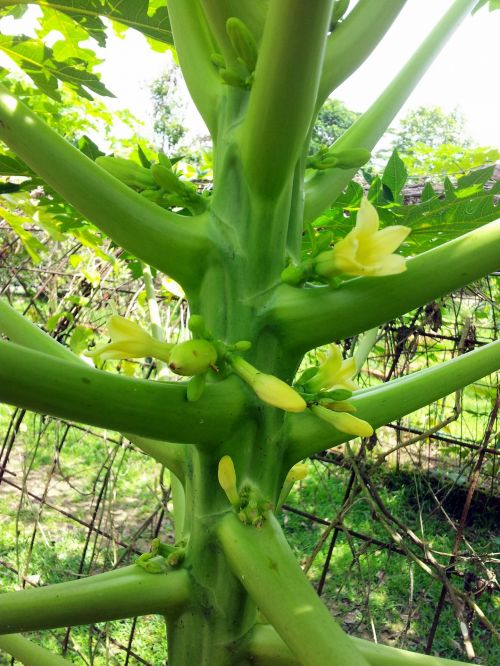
[382,150,408,201]
[0,34,114,100]
[31,0,173,48]
[76,135,105,161]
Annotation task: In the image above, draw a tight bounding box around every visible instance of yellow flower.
[86,315,173,363]
[315,197,411,278]
[231,356,307,413]
[311,404,373,438]
[305,344,358,393]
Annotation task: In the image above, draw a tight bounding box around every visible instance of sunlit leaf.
[36,0,173,48]
[0,34,114,100]
[382,150,408,201]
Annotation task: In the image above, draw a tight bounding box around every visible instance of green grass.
[1,388,498,664]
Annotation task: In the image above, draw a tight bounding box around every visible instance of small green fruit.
[168,340,217,376]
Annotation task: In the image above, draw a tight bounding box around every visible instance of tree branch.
[305,0,478,223]
[0,634,72,666]
[127,434,187,482]
[244,624,472,666]
[317,0,407,109]
[0,299,76,363]
[0,84,211,289]
[218,512,370,666]
[240,0,333,198]
[285,339,500,465]
[267,220,500,354]
[0,340,248,444]
[0,299,189,476]
[0,566,190,634]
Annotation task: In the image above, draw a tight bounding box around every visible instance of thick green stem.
[0,634,72,666]
[317,0,407,108]
[167,0,221,137]
[0,83,210,288]
[0,298,188,476]
[268,220,500,354]
[240,0,333,198]
[0,340,248,444]
[243,624,473,666]
[0,566,190,633]
[168,448,257,666]
[286,339,500,464]
[126,435,187,483]
[0,298,77,362]
[305,0,478,222]
[218,512,370,666]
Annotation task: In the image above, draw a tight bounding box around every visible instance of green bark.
[0,635,72,666]
[0,566,190,633]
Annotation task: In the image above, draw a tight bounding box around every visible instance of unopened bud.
[218,455,239,505]
[233,340,252,352]
[281,263,308,285]
[231,356,307,413]
[328,148,371,169]
[187,314,207,336]
[286,464,309,483]
[311,404,373,437]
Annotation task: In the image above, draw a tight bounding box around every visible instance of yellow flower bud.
[286,464,309,483]
[315,197,410,278]
[168,339,217,376]
[325,401,357,413]
[218,455,239,505]
[311,404,373,438]
[231,356,307,413]
[85,315,173,363]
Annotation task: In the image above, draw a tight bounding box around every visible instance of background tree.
[393,106,471,152]
[310,98,360,154]
[151,61,189,154]
[387,106,499,177]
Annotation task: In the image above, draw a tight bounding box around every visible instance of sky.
[0,1,499,149]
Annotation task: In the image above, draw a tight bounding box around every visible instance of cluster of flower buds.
[135,537,185,573]
[306,147,371,171]
[211,16,258,90]
[96,150,204,214]
[295,344,373,438]
[218,456,272,526]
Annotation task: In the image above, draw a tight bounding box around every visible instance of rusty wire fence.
[0,221,499,664]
